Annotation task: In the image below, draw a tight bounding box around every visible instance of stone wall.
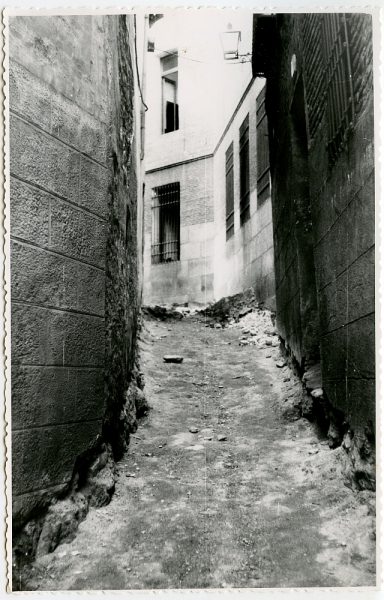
[253,13,375,486]
[308,15,375,454]
[102,15,142,460]
[143,156,215,305]
[262,15,320,366]
[9,14,142,532]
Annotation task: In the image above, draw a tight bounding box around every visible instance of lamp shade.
[220,30,241,60]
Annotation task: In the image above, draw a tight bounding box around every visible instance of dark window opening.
[165,95,179,133]
[239,114,250,225]
[161,53,179,134]
[151,182,180,264]
[256,86,270,205]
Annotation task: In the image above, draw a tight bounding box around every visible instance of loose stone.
[276,361,287,368]
[163,355,184,363]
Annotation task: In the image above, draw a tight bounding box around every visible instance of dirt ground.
[26,313,376,590]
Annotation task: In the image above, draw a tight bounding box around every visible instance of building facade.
[8,14,145,550]
[143,13,275,308]
[253,13,375,487]
[212,80,275,308]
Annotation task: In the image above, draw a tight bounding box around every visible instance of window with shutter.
[256,86,270,205]
[225,142,234,240]
[239,114,250,225]
[161,53,179,134]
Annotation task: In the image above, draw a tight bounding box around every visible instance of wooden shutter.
[256,86,270,204]
[225,142,234,240]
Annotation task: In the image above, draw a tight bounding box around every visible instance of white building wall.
[145,10,253,170]
[143,11,275,308]
[213,78,276,309]
[143,157,215,305]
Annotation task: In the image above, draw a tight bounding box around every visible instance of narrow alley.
[7,11,376,592]
[26,307,375,590]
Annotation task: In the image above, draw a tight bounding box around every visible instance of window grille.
[302,13,355,163]
[151,182,180,264]
[239,114,250,225]
[256,86,270,204]
[346,14,373,118]
[302,14,326,140]
[323,13,355,164]
[225,142,234,240]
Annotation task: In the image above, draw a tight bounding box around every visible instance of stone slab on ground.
[163,355,184,363]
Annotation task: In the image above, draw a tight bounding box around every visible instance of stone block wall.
[9,14,141,531]
[143,157,215,305]
[308,15,375,440]
[261,15,320,366]
[253,13,375,482]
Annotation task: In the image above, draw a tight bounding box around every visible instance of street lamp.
[220,28,242,60]
[220,25,252,63]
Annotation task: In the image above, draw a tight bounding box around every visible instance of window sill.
[151,260,181,266]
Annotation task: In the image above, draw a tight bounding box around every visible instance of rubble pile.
[228,309,280,349]
[142,304,189,320]
[198,288,279,350]
[199,287,262,324]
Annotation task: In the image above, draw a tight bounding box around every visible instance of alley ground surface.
[28,311,375,590]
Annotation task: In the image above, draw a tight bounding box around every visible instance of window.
[256,87,270,204]
[302,14,355,163]
[322,14,354,164]
[151,183,180,264]
[161,53,179,134]
[225,142,235,240]
[239,114,250,225]
[302,14,326,140]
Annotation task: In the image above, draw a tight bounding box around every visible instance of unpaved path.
[28,315,375,590]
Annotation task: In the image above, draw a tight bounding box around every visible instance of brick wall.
[213,78,275,309]
[9,15,141,529]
